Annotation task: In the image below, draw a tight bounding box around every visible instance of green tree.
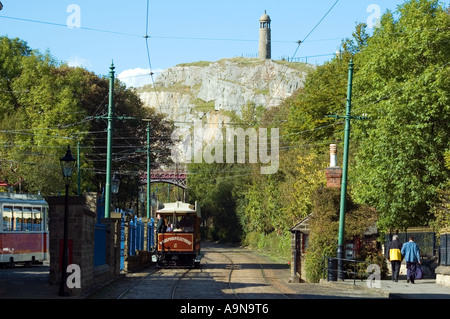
[284,23,369,144]
[0,36,174,199]
[187,162,245,243]
[351,0,450,232]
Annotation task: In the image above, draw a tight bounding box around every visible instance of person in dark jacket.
[401,236,421,284]
[387,235,403,282]
[156,213,165,234]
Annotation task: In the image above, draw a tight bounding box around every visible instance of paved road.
[1,242,449,302]
[88,242,385,299]
[0,261,61,299]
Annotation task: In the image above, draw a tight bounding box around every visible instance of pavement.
[321,275,450,299]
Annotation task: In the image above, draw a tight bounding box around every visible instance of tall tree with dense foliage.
[350,0,450,232]
[0,36,174,199]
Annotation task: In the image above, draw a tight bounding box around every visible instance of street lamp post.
[58,145,76,296]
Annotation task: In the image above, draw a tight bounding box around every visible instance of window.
[32,207,43,231]
[164,214,194,233]
[1,205,45,231]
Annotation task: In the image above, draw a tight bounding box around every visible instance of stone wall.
[48,193,121,296]
[48,195,95,294]
[436,266,450,286]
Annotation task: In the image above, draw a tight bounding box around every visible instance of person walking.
[401,236,421,284]
[388,235,402,282]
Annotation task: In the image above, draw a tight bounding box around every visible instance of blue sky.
[1,1,448,87]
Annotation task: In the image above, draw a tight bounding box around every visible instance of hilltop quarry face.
[137,58,315,168]
[138,58,315,124]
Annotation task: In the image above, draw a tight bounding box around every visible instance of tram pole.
[325,59,368,280]
[146,121,151,219]
[87,62,133,219]
[104,61,115,219]
[140,119,152,219]
[337,59,354,280]
[77,141,81,196]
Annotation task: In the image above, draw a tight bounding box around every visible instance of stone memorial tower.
[259,11,271,60]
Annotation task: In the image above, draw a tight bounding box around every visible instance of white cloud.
[67,55,92,69]
[117,67,163,88]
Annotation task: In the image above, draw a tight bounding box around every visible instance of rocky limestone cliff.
[137,57,315,125]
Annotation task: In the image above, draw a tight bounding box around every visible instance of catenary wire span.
[291,0,340,60]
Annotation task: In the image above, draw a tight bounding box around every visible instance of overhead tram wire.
[291,0,340,61]
[0,15,142,38]
[142,0,162,111]
[1,13,446,47]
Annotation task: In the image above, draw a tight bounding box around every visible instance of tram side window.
[14,207,24,231]
[1,205,45,231]
[22,208,32,231]
[2,206,13,231]
[19,207,43,231]
[32,207,43,231]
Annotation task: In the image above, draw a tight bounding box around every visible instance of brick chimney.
[325,144,342,188]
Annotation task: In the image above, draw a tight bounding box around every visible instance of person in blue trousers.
[401,236,421,284]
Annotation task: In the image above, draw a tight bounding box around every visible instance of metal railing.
[129,216,145,256]
[325,256,373,285]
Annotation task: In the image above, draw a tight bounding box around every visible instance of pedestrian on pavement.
[401,236,421,284]
[388,235,402,282]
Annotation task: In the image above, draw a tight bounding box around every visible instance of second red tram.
[0,192,49,266]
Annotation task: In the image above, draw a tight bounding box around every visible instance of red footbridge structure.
[140,170,187,190]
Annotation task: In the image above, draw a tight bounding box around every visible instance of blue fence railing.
[129,216,145,256]
[94,196,155,271]
[120,213,125,270]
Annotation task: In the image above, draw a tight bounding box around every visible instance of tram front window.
[164,214,194,233]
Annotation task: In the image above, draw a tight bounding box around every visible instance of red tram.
[0,192,49,266]
[155,201,201,268]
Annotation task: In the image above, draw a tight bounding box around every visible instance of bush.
[304,188,378,282]
[243,231,290,261]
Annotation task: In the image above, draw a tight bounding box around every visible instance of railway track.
[206,246,291,299]
[89,243,293,299]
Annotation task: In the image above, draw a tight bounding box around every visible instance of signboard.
[157,233,193,252]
